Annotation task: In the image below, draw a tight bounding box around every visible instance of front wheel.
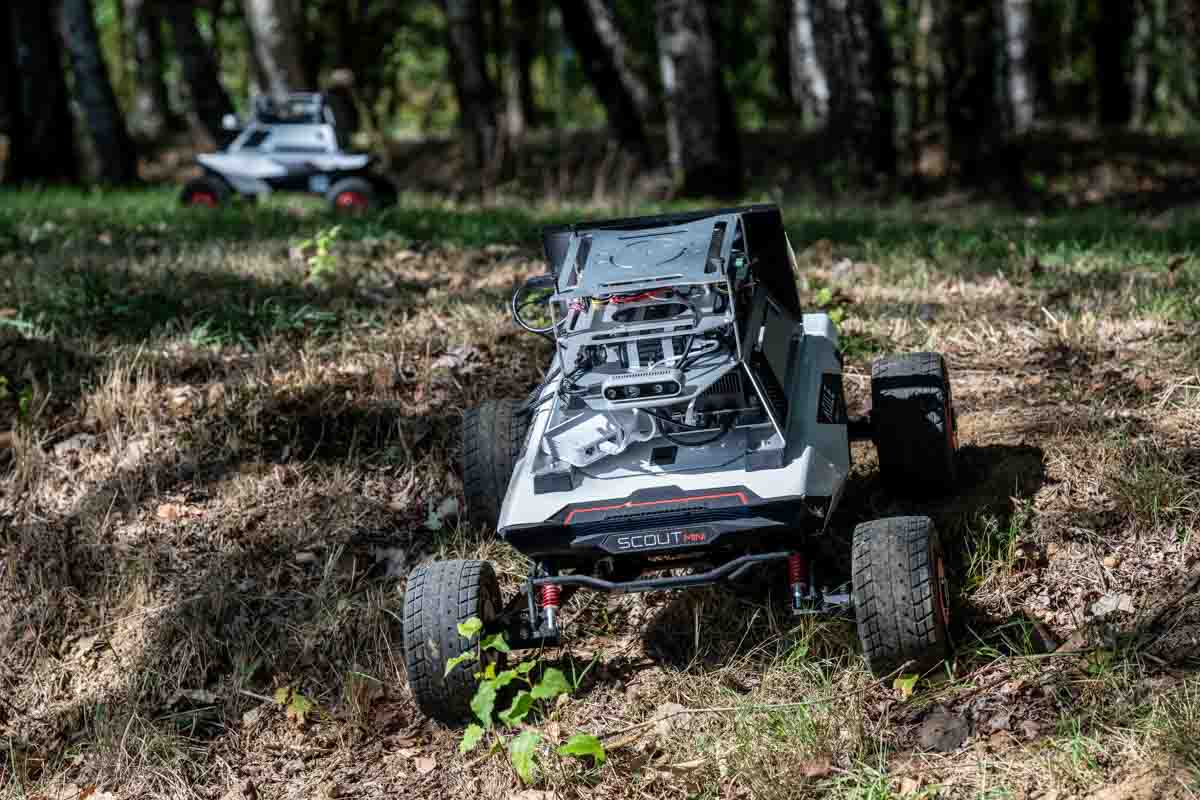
[326,176,376,213]
[402,559,502,724]
[853,516,950,678]
[180,175,230,208]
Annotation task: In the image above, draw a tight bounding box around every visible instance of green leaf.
[508,729,541,784]
[457,617,483,639]
[460,723,486,753]
[482,662,497,680]
[530,667,571,701]
[558,733,606,766]
[471,681,497,728]
[515,660,538,675]
[492,669,519,691]
[444,651,477,677]
[480,632,512,653]
[273,686,290,705]
[893,673,920,700]
[497,691,533,727]
[286,692,315,724]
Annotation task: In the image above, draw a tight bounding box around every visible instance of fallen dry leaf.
[415,756,436,775]
[899,776,922,796]
[156,503,189,521]
[1103,555,1122,569]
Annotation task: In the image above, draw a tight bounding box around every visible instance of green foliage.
[508,730,542,784]
[558,733,606,766]
[451,617,605,783]
[297,225,343,285]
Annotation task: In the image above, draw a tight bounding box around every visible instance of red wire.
[609,291,667,304]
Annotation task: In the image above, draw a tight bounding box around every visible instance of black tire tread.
[402,559,498,723]
[461,399,528,529]
[871,351,957,495]
[853,516,947,678]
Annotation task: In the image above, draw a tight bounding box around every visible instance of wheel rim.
[335,191,368,211]
[933,551,951,630]
[189,191,217,208]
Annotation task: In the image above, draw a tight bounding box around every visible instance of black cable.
[643,408,738,447]
[511,284,558,342]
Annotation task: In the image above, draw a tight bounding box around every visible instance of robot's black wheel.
[180,175,231,208]
[870,351,958,496]
[327,176,376,213]
[402,559,503,724]
[852,516,950,679]
[461,398,528,530]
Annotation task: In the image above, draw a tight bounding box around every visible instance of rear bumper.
[499,484,819,559]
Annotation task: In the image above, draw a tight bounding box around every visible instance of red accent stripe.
[564,491,749,525]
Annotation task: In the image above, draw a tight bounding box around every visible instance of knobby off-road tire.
[853,516,950,678]
[461,398,528,530]
[403,559,502,724]
[871,352,958,496]
[326,176,376,213]
[179,175,231,208]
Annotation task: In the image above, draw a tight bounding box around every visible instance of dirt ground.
[1,188,1198,799]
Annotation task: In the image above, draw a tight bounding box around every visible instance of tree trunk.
[61,0,139,184]
[164,1,235,145]
[511,0,540,132]
[943,0,999,181]
[4,2,79,183]
[558,0,651,158]
[788,0,831,125]
[1096,0,1134,126]
[655,0,742,197]
[1000,0,1034,134]
[441,0,500,170]
[122,0,173,142]
[771,0,792,111]
[810,0,895,179]
[1131,0,1161,125]
[242,0,307,97]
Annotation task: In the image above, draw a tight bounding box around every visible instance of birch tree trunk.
[789,0,830,125]
[559,0,651,158]
[1000,0,1034,133]
[242,0,307,97]
[655,0,742,197]
[61,0,139,184]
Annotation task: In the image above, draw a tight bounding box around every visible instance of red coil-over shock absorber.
[788,553,808,612]
[540,583,561,632]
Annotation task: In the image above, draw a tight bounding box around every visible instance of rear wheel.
[853,516,950,678]
[462,399,529,530]
[180,175,230,208]
[870,352,957,496]
[326,176,375,213]
[402,559,502,724]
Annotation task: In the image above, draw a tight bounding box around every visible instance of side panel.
[783,313,850,502]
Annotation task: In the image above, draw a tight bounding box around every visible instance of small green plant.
[297,224,343,284]
[451,617,605,784]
